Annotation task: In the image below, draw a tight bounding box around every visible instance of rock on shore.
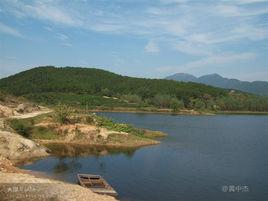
[0,130,50,163]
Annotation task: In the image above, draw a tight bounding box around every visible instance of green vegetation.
[95,115,144,137]
[8,119,32,138]
[95,115,166,138]
[54,104,73,124]
[0,90,29,107]
[1,66,268,112]
[143,130,167,138]
[7,118,58,139]
[6,110,165,141]
[24,92,139,109]
[31,126,58,140]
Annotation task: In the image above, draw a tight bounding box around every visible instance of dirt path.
[0,107,52,130]
[8,107,52,119]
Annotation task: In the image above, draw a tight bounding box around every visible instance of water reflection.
[41,144,139,178]
[53,158,82,174]
[45,143,137,158]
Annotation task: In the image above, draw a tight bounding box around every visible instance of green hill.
[0,66,268,112]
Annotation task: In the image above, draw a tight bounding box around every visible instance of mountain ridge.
[165,73,268,96]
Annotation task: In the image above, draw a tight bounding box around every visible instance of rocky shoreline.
[0,102,119,200]
[0,130,49,163]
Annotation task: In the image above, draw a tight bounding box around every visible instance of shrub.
[55,104,72,124]
[9,119,32,138]
[95,115,144,137]
[170,98,184,112]
[85,115,95,124]
[121,94,142,104]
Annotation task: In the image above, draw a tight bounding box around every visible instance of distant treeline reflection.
[45,143,137,158]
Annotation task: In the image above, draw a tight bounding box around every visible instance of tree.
[101,88,112,97]
[194,99,206,110]
[206,100,216,110]
[55,104,72,124]
[153,94,172,108]
[121,94,142,104]
[170,98,184,112]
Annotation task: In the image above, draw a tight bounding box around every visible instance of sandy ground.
[0,172,117,201]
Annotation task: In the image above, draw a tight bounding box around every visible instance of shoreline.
[88,108,268,116]
[215,111,268,115]
[88,108,215,116]
[37,139,160,149]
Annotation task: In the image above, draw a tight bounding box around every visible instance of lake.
[21,113,268,201]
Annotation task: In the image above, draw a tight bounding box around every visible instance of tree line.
[0,66,268,112]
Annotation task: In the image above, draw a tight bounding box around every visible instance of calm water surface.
[22,113,268,201]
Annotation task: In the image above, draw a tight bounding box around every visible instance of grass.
[94,115,145,137]
[143,130,167,138]
[7,117,57,140]
[31,126,58,140]
[8,119,33,138]
[94,114,166,139]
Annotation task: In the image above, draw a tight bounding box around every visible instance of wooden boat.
[77,174,118,197]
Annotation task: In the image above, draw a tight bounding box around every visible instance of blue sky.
[0,0,268,81]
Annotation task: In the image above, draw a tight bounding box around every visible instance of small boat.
[77,174,118,197]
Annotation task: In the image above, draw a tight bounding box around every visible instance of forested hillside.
[0,66,268,112]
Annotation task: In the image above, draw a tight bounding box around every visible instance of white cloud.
[90,23,124,33]
[232,25,268,41]
[173,41,212,56]
[55,33,71,47]
[56,33,69,41]
[159,0,189,4]
[214,4,268,17]
[182,24,268,46]
[0,22,22,37]
[3,0,81,27]
[156,52,257,72]
[44,26,53,32]
[2,0,267,41]
[239,70,268,81]
[188,52,256,68]
[145,40,160,53]
[234,0,268,5]
[61,42,72,47]
[27,3,77,25]
[1,0,268,59]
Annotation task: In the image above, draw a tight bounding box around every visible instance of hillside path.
[8,107,52,119]
[0,107,52,130]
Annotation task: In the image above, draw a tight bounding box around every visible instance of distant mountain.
[165,73,268,96]
[165,73,197,82]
